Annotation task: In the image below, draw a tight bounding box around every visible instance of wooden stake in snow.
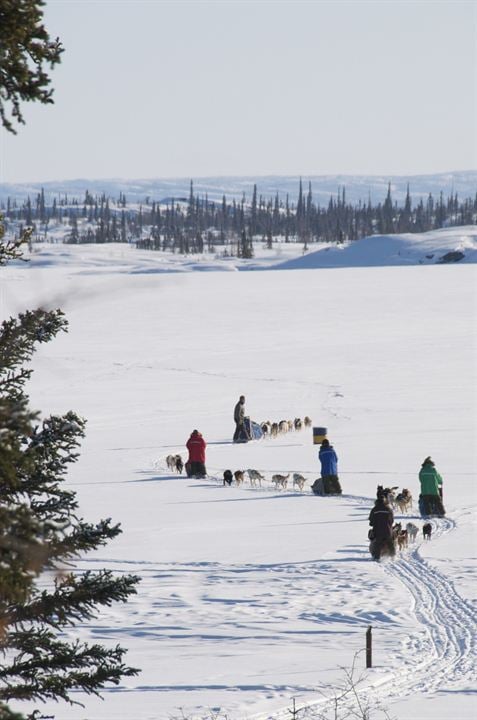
[287,697,301,720]
[366,626,372,668]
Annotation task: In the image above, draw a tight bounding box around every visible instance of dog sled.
[234,417,264,443]
[368,532,396,561]
[311,476,342,496]
[418,493,445,518]
[185,460,207,479]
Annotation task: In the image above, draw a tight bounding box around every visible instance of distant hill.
[1,170,476,206]
[270,226,477,270]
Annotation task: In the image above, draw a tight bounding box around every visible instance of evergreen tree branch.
[0,310,68,399]
[49,517,123,560]
[0,295,141,718]
[0,216,31,267]
[10,571,139,628]
[0,633,139,704]
[0,0,63,134]
[0,702,28,720]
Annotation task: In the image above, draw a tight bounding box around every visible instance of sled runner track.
[332,518,475,710]
[383,523,476,693]
[256,517,475,720]
[152,461,475,718]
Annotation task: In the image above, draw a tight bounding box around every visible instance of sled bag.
[313,427,328,444]
[322,476,342,495]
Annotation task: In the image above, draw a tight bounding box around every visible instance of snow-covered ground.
[1,228,476,720]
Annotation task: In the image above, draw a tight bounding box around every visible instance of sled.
[185,460,206,478]
[311,476,342,496]
[419,493,445,518]
[246,417,263,440]
[369,537,395,561]
[234,417,263,443]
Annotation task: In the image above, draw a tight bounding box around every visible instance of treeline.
[2,181,476,255]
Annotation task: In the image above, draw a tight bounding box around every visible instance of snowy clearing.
[1,228,476,720]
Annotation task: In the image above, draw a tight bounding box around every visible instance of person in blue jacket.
[316,438,342,494]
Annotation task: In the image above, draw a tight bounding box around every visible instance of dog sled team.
[165,395,446,562]
[166,429,207,480]
[368,491,433,562]
[222,469,307,491]
[233,395,312,444]
[258,416,312,439]
[368,456,445,561]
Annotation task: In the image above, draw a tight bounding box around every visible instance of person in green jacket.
[419,457,445,517]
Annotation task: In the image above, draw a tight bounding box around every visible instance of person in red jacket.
[186,430,207,478]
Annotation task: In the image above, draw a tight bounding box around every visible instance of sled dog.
[272,473,289,489]
[166,454,177,472]
[395,489,413,514]
[234,470,244,486]
[223,470,233,486]
[247,469,265,487]
[292,473,306,491]
[406,522,419,543]
[422,522,432,540]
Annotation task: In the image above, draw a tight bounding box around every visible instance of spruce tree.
[0,0,140,690]
[382,183,394,234]
[0,0,63,134]
[239,228,254,259]
[0,215,28,265]
[67,211,79,243]
[250,184,258,238]
[0,250,140,718]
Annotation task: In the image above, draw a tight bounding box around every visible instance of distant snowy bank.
[271,226,477,270]
[23,226,477,274]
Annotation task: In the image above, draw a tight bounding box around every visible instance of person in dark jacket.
[418,456,445,517]
[318,439,342,494]
[368,489,395,560]
[233,395,246,442]
[186,430,207,478]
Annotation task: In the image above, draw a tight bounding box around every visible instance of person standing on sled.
[368,489,395,560]
[317,439,342,494]
[233,395,246,442]
[419,456,445,517]
[186,430,207,478]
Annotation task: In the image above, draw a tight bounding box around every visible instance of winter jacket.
[319,445,338,477]
[369,501,394,539]
[186,431,206,463]
[419,463,443,496]
[234,401,245,425]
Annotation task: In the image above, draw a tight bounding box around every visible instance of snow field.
[1,235,476,720]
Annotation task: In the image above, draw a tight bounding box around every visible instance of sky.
[1,0,476,184]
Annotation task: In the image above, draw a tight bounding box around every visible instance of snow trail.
[293,515,476,719]
[151,463,476,718]
[180,467,475,718]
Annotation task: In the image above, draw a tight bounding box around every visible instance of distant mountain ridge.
[1,170,476,206]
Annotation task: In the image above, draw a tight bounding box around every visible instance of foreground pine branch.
[1,218,140,717]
